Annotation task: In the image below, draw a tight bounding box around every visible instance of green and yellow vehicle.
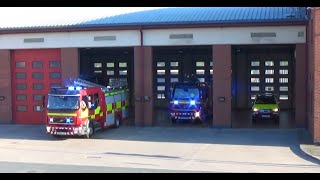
[251,94,280,124]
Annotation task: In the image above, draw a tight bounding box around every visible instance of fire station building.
[0,7,319,143]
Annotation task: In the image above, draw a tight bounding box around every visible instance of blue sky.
[0,7,167,28]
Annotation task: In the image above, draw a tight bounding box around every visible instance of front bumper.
[46,125,88,136]
[252,111,279,120]
[170,110,201,121]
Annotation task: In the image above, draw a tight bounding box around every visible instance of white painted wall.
[143,26,306,46]
[0,30,141,49]
[0,26,305,49]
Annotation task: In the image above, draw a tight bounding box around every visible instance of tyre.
[85,122,94,139]
[114,116,120,128]
[252,117,257,124]
[274,117,280,124]
[171,117,177,124]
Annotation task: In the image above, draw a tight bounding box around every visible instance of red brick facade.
[310,7,320,143]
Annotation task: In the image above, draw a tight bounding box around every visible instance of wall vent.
[23,38,44,43]
[250,32,276,38]
[94,36,116,41]
[298,31,304,37]
[169,34,193,39]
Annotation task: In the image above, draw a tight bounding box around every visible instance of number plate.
[56,132,67,135]
[262,115,270,118]
[180,117,189,119]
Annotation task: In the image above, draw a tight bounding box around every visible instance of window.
[251,78,260,83]
[32,61,43,68]
[157,70,165,75]
[279,95,289,100]
[16,95,27,101]
[16,83,26,90]
[157,86,165,91]
[251,86,259,91]
[279,78,289,83]
[196,70,205,75]
[196,62,205,67]
[50,83,61,88]
[157,94,165,99]
[251,70,260,75]
[265,70,274,75]
[107,71,114,75]
[49,61,60,68]
[265,86,274,91]
[170,62,178,67]
[265,78,274,83]
[50,72,61,79]
[119,70,127,75]
[33,95,43,101]
[33,105,43,112]
[94,70,102,73]
[170,70,179,75]
[106,63,114,68]
[94,63,102,68]
[210,69,213,74]
[251,61,260,66]
[265,61,274,66]
[157,62,165,67]
[198,78,205,82]
[279,69,288,75]
[210,62,213,67]
[119,62,127,68]
[33,83,44,90]
[157,78,165,83]
[280,86,288,91]
[17,105,27,112]
[171,78,178,83]
[32,72,43,79]
[280,61,288,66]
[16,62,26,68]
[16,72,26,79]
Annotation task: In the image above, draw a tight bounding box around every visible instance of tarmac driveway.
[0,125,319,173]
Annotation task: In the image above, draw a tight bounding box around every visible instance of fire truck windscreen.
[47,95,80,110]
[173,87,200,99]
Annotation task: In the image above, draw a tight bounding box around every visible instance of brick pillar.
[295,43,307,128]
[0,50,12,124]
[212,45,232,128]
[134,47,144,126]
[313,7,320,143]
[143,47,153,126]
[61,48,79,86]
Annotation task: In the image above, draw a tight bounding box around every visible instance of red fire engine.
[45,78,129,138]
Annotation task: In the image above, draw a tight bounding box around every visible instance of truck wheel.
[252,117,256,124]
[114,116,120,128]
[85,122,94,139]
[171,117,177,124]
[274,117,280,124]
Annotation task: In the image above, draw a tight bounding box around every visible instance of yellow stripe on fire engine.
[47,113,77,117]
[116,101,121,109]
[107,104,113,111]
[125,100,129,107]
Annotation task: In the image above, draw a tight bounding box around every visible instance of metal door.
[12,49,61,124]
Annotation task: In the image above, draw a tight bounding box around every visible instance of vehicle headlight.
[49,118,53,123]
[195,111,200,117]
[253,108,259,112]
[174,100,179,105]
[190,100,196,105]
[272,108,279,112]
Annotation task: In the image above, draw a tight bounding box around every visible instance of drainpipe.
[139,26,145,125]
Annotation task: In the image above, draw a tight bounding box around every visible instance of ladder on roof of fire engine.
[73,78,109,92]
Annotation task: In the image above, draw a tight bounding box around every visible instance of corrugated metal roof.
[0,7,307,30]
[79,7,306,26]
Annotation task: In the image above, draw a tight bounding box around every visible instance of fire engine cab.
[45,78,129,138]
[169,75,213,124]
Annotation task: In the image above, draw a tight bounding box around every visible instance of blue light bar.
[68,86,75,90]
[66,117,71,123]
[190,100,196,105]
[174,100,179,105]
[75,86,82,90]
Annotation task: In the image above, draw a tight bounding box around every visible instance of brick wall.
[312,7,320,143]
